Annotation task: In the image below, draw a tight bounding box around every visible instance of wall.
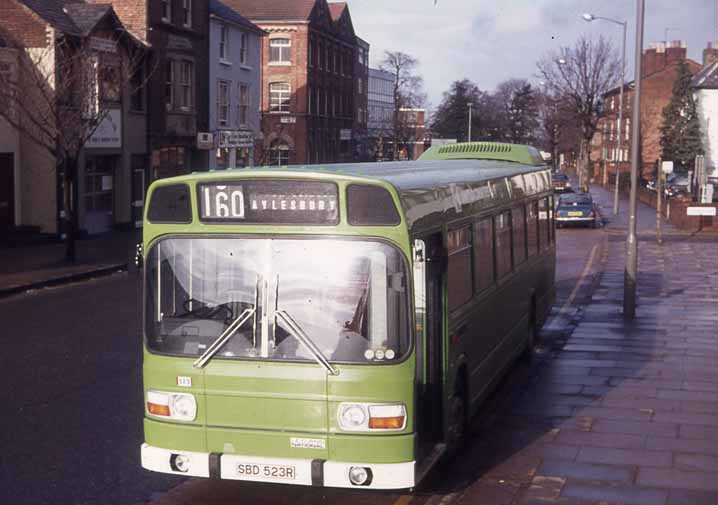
[696,89,718,172]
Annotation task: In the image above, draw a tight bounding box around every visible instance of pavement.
[0,229,140,298]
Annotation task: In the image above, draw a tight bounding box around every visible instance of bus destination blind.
[198,180,339,224]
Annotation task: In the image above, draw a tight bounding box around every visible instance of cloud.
[349,0,717,107]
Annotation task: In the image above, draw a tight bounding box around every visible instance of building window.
[218,80,229,126]
[182,0,192,28]
[161,0,171,23]
[358,77,363,94]
[625,118,630,140]
[308,85,313,114]
[269,82,290,112]
[309,38,314,67]
[269,141,289,166]
[316,87,320,116]
[219,25,229,61]
[100,64,121,102]
[238,83,248,127]
[179,61,193,111]
[164,59,173,111]
[448,226,473,311]
[239,33,248,64]
[130,63,144,111]
[318,42,323,69]
[269,38,291,64]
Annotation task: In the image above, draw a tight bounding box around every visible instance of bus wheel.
[446,382,467,456]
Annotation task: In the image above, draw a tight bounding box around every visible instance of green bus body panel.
[144,420,415,463]
[203,360,327,433]
[327,433,414,463]
[418,141,545,166]
[327,357,415,435]
[145,418,207,452]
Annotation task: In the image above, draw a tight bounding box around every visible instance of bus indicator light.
[367,404,406,430]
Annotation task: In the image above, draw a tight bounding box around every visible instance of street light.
[624,0,645,319]
[582,12,627,217]
[467,102,473,142]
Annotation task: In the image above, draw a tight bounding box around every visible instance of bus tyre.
[446,383,467,457]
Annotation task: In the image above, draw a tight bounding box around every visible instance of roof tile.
[221,0,316,21]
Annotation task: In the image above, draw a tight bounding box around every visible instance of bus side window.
[526,201,538,257]
[494,211,513,279]
[473,217,494,292]
[447,226,473,311]
[538,198,549,249]
[511,206,527,265]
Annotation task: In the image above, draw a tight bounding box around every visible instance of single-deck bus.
[139,142,556,490]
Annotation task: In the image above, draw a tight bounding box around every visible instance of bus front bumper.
[141,443,415,489]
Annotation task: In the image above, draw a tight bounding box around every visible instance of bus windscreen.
[145,238,410,364]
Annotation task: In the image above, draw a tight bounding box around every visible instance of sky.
[349,0,718,110]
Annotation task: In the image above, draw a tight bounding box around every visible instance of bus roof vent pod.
[419,141,544,166]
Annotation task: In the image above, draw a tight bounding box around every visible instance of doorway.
[417,233,446,460]
[84,155,116,234]
[0,153,14,234]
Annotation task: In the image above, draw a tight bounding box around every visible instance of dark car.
[555,193,599,228]
[552,173,572,193]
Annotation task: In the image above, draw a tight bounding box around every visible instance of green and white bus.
[139,142,555,490]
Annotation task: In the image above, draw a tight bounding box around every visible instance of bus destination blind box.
[198,180,339,225]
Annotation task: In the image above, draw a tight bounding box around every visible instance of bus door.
[414,235,445,462]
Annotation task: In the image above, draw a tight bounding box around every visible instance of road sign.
[687,206,717,216]
[661,161,674,174]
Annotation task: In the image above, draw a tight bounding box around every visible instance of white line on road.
[560,243,599,315]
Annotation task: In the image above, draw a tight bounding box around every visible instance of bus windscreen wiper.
[275,310,338,376]
[193,278,259,369]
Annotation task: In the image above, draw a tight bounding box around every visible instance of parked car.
[555,193,599,228]
[552,173,572,193]
[646,174,676,192]
[665,176,690,198]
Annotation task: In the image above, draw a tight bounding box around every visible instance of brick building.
[107,0,211,179]
[0,0,149,234]
[224,0,368,165]
[592,41,702,180]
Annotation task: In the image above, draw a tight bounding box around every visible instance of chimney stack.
[642,42,665,76]
[665,40,687,65]
[704,41,718,67]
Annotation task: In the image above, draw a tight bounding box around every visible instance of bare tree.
[379,51,426,160]
[537,36,620,190]
[0,30,148,261]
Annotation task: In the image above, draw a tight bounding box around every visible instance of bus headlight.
[337,403,406,431]
[338,404,367,429]
[146,390,197,421]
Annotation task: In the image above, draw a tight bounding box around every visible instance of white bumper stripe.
[140,444,415,489]
[141,443,210,478]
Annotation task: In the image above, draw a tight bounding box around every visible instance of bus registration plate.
[236,462,296,481]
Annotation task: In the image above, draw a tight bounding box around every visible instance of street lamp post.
[624,0,645,319]
[467,102,473,142]
[582,13,627,216]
